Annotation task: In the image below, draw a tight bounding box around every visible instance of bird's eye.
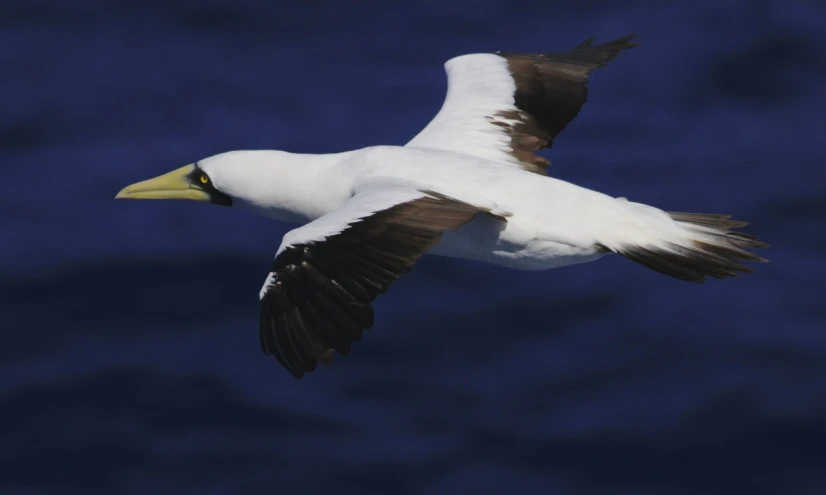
[200,175,209,185]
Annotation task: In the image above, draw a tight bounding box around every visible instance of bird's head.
[114,158,234,207]
[115,150,293,208]
[114,150,331,221]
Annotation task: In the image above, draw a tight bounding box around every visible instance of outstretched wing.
[406,35,639,174]
[258,188,504,378]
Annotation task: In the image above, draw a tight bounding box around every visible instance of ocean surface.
[2,1,825,494]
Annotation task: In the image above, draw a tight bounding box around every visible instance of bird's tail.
[601,201,768,283]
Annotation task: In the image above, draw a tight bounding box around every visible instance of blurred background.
[2,1,825,493]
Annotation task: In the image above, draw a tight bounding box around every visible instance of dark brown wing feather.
[259,192,503,379]
[495,34,639,173]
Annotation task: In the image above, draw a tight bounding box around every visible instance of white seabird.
[115,35,768,378]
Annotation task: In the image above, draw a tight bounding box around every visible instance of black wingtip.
[610,33,641,48]
[619,33,641,47]
[578,34,641,51]
[568,34,640,68]
[576,36,596,49]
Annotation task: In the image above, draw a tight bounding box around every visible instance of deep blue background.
[2,1,825,494]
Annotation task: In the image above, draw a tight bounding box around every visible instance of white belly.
[426,213,609,271]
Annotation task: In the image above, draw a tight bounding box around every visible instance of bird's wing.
[405,35,639,175]
[258,187,505,378]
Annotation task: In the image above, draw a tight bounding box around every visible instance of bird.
[115,34,768,379]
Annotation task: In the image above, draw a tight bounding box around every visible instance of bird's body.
[116,35,768,378]
[208,145,619,271]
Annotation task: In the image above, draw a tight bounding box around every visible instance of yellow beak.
[115,164,210,202]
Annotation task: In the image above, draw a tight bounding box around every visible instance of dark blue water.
[2,1,825,493]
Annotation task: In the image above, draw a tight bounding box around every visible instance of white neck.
[201,150,353,224]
